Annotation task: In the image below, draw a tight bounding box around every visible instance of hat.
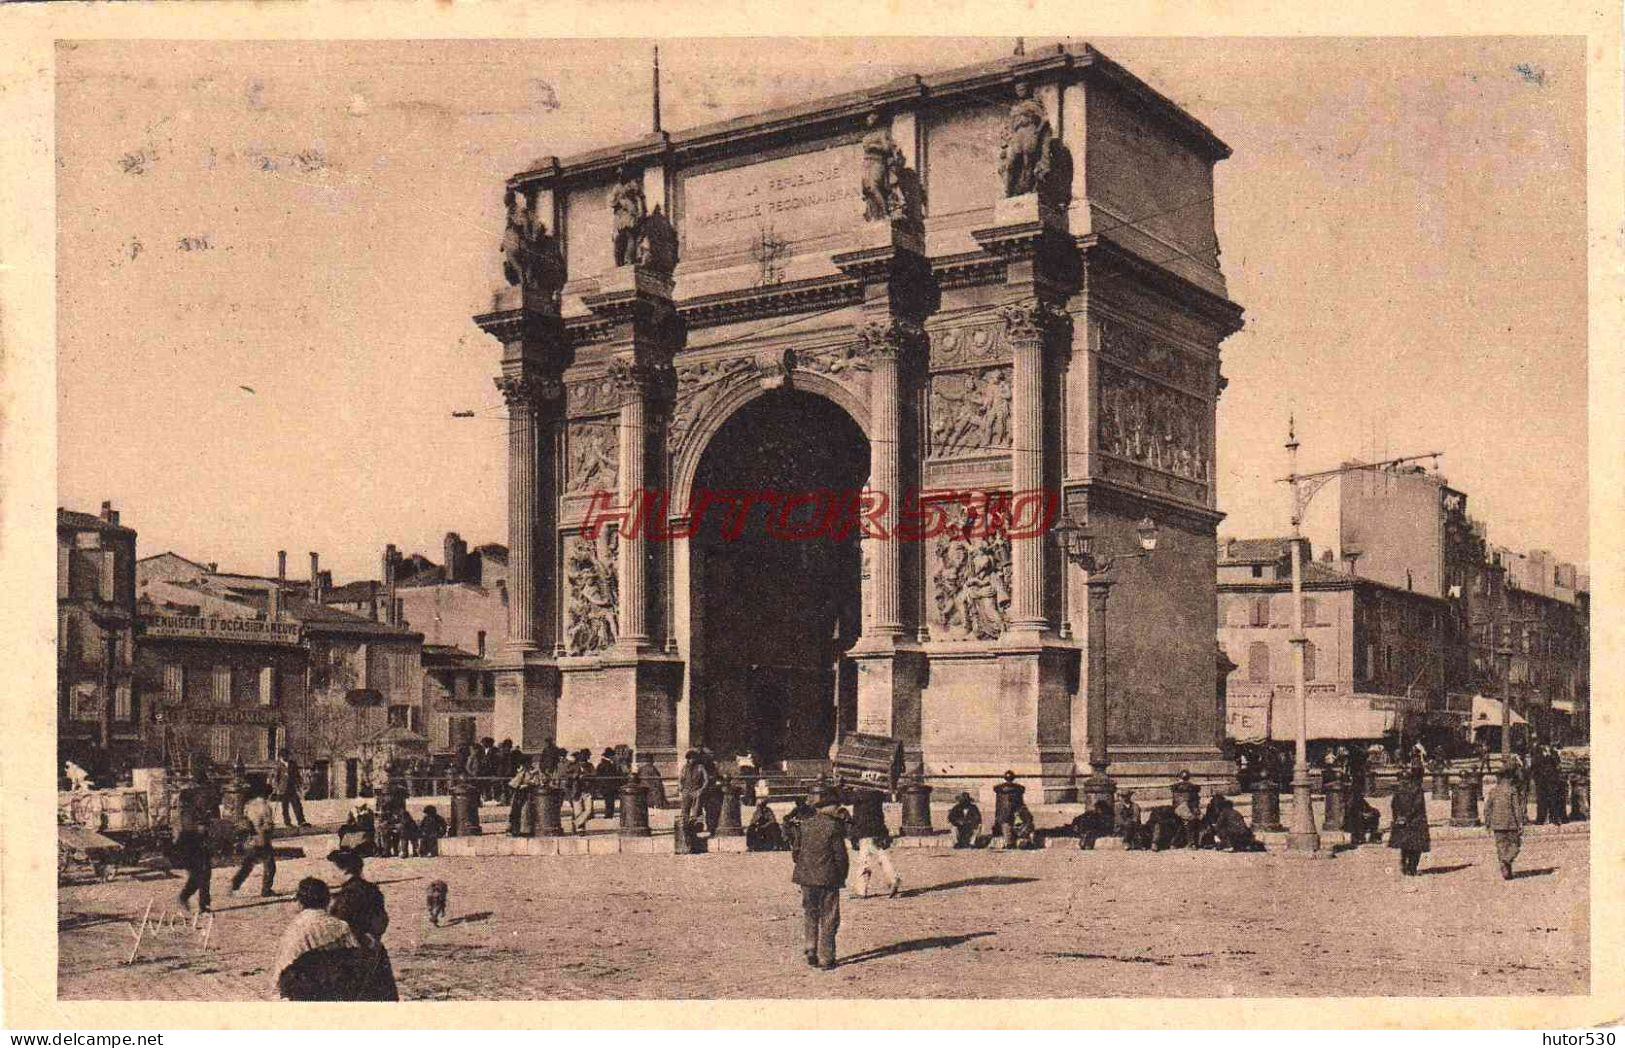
[957,791,974,803]
[602,748,615,758]
[1178,770,1191,781]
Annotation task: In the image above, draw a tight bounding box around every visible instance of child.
[417,805,446,857]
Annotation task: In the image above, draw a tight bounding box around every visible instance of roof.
[325,580,381,604]
[57,508,135,536]
[1217,537,1298,564]
[137,551,208,570]
[423,644,483,666]
[234,591,422,638]
[472,544,508,563]
[1219,561,1450,604]
[515,42,1230,188]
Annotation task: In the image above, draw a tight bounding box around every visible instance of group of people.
[337,801,447,859]
[271,849,399,1000]
[504,745,629,835]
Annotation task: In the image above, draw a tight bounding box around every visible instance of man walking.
[1484,766,1524,880]
[792,788,849,970]
[274,749,310,828]
[846,788,900,898]
[230,785,278,897]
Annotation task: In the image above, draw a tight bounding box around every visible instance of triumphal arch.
[474,43,1244,796]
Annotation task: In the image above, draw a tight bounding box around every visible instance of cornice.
[677,274,861,331]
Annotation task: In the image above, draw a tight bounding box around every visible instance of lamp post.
[1053,513,1159,811]
[1278,419,1442,853]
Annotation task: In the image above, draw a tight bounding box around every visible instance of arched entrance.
[688,388,868,771]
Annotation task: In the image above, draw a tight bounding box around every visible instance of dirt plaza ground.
[59,829,1586,1000]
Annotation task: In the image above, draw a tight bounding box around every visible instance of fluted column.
[1002,303,1058,634]
[617,378,650,648]
[496,374,560,654]
[860,318,919,640]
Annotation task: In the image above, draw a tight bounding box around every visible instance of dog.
[426,880,449,926]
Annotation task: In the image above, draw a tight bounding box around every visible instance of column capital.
[857,316,927,364]
[494,372,564,413]
[998,301,1071,348]
[607,356,676,406]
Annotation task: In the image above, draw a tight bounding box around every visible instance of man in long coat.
[1483,767,1524,879]
[791,789,850,970]
[1387,764,1432,875]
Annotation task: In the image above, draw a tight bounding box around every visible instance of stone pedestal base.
[849,642,925,752]
[557,655,682,772]
[492,659,559,751]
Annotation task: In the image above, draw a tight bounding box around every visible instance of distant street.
[60,831,1586,1000]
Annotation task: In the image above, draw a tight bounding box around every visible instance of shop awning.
[1470,694,1526,728]
[1226,684,1423,742]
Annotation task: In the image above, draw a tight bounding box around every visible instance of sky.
[55,37,1588,583]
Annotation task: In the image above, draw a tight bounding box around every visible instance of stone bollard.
[1431,769,1450,801]
[220,776,248,823]
[993,771,1025,843]
[536,780,565,837]
[901,775,934,836]
[516,787,537,837]
[619,772,652,837]
[714,775,744,837]
[1250,781,1284,832]
[449,777,480,837]
[1322,777,1346,833]
[1450,773,1481,826]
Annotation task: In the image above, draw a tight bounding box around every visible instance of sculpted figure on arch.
[500,188,565,307]
[998,80,1054,198]
[610,164,648,267]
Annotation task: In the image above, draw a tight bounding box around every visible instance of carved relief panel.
[928,366,1012,459]
[1098,318,1215,397]
[563,529,619,656]
[1097,363,1212,485]
[565,419,619,495]
[927,499,1012,641]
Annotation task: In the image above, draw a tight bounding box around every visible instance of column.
[1003,304,1051,634]
[162,662,183,706]
[496,374,556,653]
[617,374,651,649]
[860,318,912,640]
[211,664,230,706]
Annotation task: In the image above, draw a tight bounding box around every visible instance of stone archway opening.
[689,387,869,773]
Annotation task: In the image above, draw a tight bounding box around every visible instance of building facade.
[1471,546,1590,743]
[473,44,1244,794]
[58,504,144,777]
[1218,538,1446,745]
[136,551,425,797]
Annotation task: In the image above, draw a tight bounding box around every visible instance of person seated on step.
[947,791,983,848]
[1205,795,1266,852]
[1007,803,1039,849]
[1070,800,1117,849]
[1114,790,1145,848]
[746,801,785,852]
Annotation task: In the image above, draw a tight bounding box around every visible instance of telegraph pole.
[1280,418,1440,853]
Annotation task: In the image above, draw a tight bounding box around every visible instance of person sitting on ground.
[1071,800,1116,849]
[1170,770,1202,849]
[416,804,446,857]
[1205,795,1266,852]
[1114,790,1145,849]
[745,801,785,852]
[273,877,363,1001]
[1008,803,1039,849]
[947,791,982,849]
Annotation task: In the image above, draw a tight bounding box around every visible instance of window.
[1362,644,1376,681]
[114,683,132,721]
[1384,646,1394,673]
[1248,642,1271,683]
[1303,641,1317,682]
[482,673,496,698]
[1251,565,1263,579]
[1250,597,1271,627]
[388,704,412,729]
[476,630,487,658]
[210,726,232,763]
[1302,598,1319,628]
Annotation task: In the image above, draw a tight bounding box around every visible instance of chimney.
[269,549,286,621]
[444,532,468,584]
[383,551,399,626]
[309,552,325,605]
[100,500,114,524]
[368,580,379,622]
[382,543,398,582]
[207,562,218,574]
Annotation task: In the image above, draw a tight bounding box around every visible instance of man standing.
[274,749,310,829]
[846,789,900,899]
[595,748,624,821]
[792,788,849,970]
[677,750,710,838]
[230,785,277,897]
[1484,766,1524,880]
